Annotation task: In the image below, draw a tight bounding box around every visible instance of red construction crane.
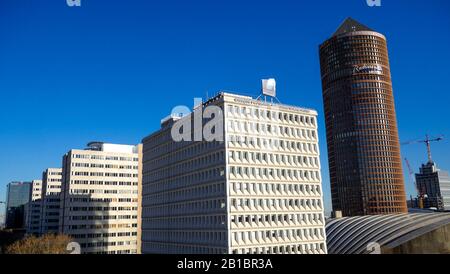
[402,135,444,163]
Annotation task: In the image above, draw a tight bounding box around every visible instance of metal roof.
[333,17,374,37]
[326,213,450,254]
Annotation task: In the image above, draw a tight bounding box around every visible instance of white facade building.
[59,142,141,254]
[142,92,327,254]
[40,168,62,234]
[25,180,43,235]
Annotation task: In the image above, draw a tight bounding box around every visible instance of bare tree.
[6,234,73,254]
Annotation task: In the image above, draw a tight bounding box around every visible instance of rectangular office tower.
[416,161,450,211]
[142,92,327,254]
[40,168,62,234]
[59,142,141,254]
[25,180,43,235]
[6,181,31,229]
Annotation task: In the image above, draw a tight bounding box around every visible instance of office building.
[40,168,63,234]
[142,92,327,254]
[25,180,43,235]
[5,182,31,229]
[0,203,5,229]
[59,142,141,254]
[416,161,450,211]
[319,17,407,216]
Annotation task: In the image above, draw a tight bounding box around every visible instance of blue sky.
[1,0,449,216]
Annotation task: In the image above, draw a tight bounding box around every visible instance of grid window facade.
[59,145,140,254]
[319,25,407,216]
[141,92,327,254]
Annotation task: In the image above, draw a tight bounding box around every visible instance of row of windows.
[324,74,390,89]
[229,151,319,168]
[67,223,137,230]
[227,105,316,127]
[142,215,226,230]
[72,232,137,239]
[143,167,224,193]
[230,198,323,211]
[231,213,323,227]
[231,182,321,196]
[67,213,137,220]
[71,180,138,186]
[229,166,321,182]
[69,189,138,195]
[143,199,226,217]
[232,227,325,244]
[79,240,137,248]
[145,151,224,179]
[142,243,226,254]
[143,231,227,245]
[227,120,317,140]
[144,137,222,164]
[144,183,225,207]
[228,135,318,154]
[68,197,137,203]
[48,171,62,176]
[232,243,326,254]
[69,206,137,211]
[72,163,138,169]
[86,249,137,254]
[72,154,138,162]
[72,171,138,178]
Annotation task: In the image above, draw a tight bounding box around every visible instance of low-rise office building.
[59,142,141,254]
[25,180,43,235]
[40,168,62,234]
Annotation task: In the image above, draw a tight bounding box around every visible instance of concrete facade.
[25,180,42,235]
[416,161,450,211]
[382,222,450,254]
[59,142,141,254]
[142,92,327,254]
[40,168,62,234]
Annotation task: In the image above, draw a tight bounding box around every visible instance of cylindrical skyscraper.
[319,18,407,216]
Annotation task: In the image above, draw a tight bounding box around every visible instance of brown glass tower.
[319,18,407,216]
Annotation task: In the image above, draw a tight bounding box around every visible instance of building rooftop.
[332,17,374,37]
[84,142,139,154]
[326,213,450,254]
[206,91,318,115]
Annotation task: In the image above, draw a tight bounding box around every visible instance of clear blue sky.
[1,0,449,215]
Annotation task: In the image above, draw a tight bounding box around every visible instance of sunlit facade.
[142,92,327,254]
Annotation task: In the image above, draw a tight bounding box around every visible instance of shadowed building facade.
[319,18,407,216]
[59,142,141,254]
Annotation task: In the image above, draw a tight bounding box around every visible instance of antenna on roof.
[256,78,281,104]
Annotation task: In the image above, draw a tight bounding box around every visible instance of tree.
[6,234,73,254]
